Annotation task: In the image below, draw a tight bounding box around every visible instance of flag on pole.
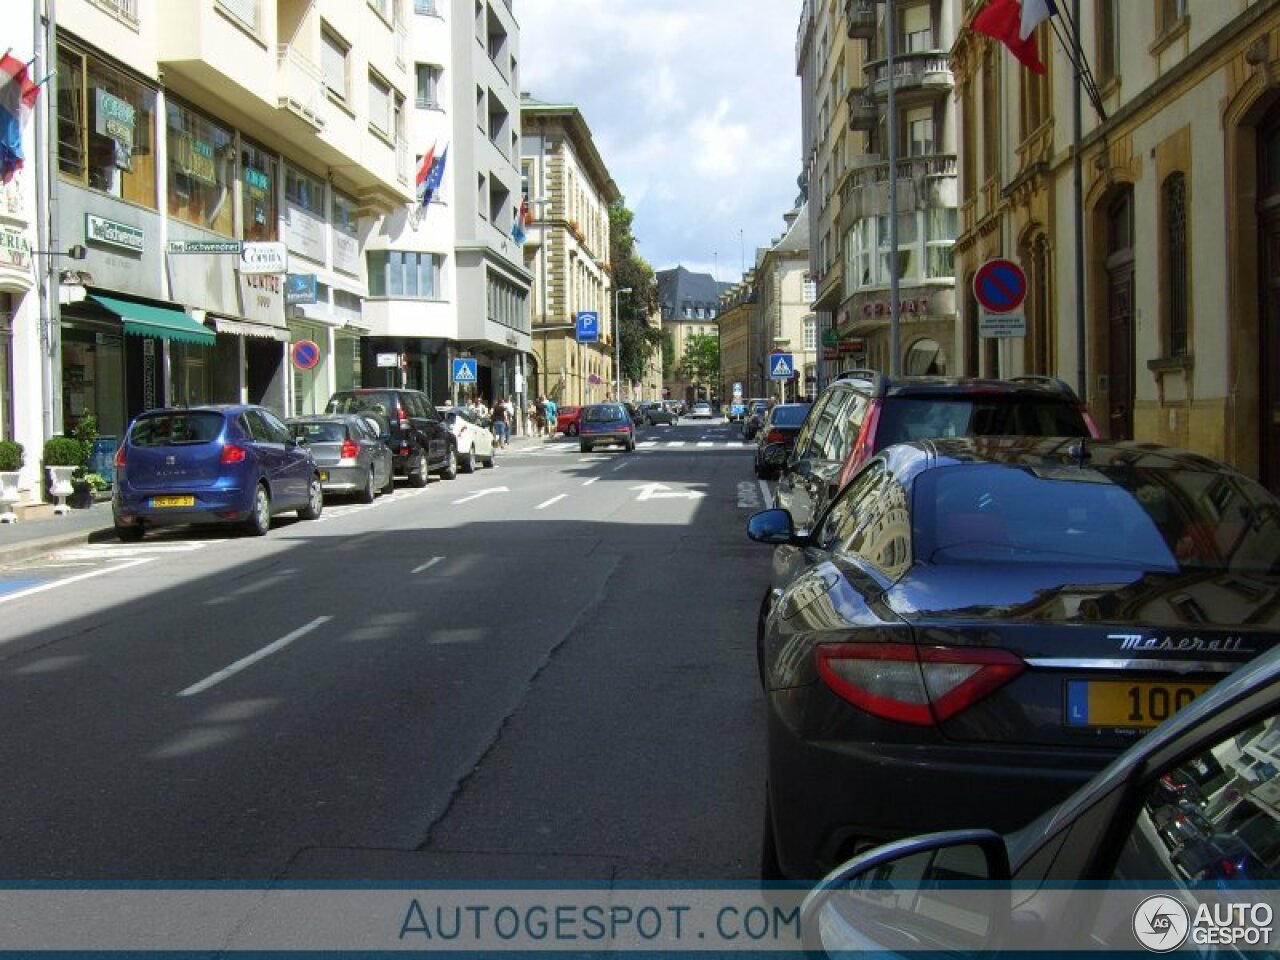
[420,145,448,206]
[415,142,437,205]
[511,195,529,244]
[0,53,40,184]
[971,0,1054,74]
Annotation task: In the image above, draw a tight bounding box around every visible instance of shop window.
[166,100,234,235]
[241,142,278,243]
[332,189,360,275]
[56,44,157,209]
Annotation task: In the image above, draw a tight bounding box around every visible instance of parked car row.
[111,388,505,541]
[745,371,1280,893]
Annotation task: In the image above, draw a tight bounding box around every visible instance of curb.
[0,523,116,568]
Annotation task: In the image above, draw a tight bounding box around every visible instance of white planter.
[47,465,76,516]
[0,470,19,523]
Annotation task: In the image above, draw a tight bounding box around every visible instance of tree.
[677,333,720,396]
[608,201,663,385]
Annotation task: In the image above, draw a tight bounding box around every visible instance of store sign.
[240,241,288,275]
[284,273,318,305]
[376,353,399,368]
[94,89,135,169]
[86,214,144,253]
[243,168,270,192]
[167,239,242,254]
[838,337,867,355]
[860,297,930,317]
[238,272,283,326]
[0,226,31,270]
[171,132,218,186]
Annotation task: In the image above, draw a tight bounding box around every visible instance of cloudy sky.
[516,0,804,282]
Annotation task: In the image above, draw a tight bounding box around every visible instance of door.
[246,409,301,507]
[1105,189,1135,440]
[1259,112,1280,493]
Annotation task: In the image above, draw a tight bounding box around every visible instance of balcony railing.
[847,88,877,131]
[848,154,958,193]
[396,137,411,186]
[845,0,877,39]
[276,45,326,130]
[865,51,954,98]
[89,0,139,26]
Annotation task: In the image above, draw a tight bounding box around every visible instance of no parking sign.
[974,258,1028,338]
[291,339,320,370]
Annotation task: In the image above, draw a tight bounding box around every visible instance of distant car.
[556,405,583,436]
[325,388,456,485]
[641,401,678,426]
[753,402,811,479]
[690,401,713,419]
[579,403,636,453]
[440,407,498,472]
[742,400,771,440]
[287,414,393,502]
[750,436,1280,879]
[113,405,323,541]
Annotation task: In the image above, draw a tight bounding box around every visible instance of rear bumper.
[317,464,369,493]
[113,484,253,527]
[580,432,632,445]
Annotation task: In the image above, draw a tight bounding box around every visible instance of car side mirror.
[799,830,1012,955]
[746,508,806,545]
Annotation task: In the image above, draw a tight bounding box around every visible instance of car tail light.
[1218,858,1238,878]
[1080,406,1102,438]
[764,428,786,444]
[394,404,409,431]
[815,643,1025,726]
[220,443,247,464]
[847,402,881,473]
[113,445,127,469]
[340,439,359,460]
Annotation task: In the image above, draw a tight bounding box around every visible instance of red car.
[556,405,582,436]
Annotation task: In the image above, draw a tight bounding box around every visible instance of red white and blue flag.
[415,142,437,205]
[972,0,1057,74]
[511,195,529,244]
[0,53,40,184]
[419,145,448,206]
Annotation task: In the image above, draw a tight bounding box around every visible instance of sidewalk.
[0,432,552,568]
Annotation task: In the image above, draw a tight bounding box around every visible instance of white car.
[440,407,497,472]
[690,401,713,418]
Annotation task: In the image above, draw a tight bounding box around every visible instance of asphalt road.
[0,418,774,881]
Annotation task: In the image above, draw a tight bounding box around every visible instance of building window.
[368,72,392,136]
[1158,0,1187,34]
[1020,33,1048,139]
[415,63,441,108]
[321,26,349,102]
[961,87,976,197]
[906,108,934,156]
[216,0,258,31]
[285,165,325,217]
[1097,0,1119,85]
[982,51,998,182]
[878,213,919,282]
[367,250,444,298]
[56,44,158,209]
[803,316,816,351]
[926,208,957,278]
[332,190,358,233]
[901,3,933,51]
[414,0,438,13]
[1164,172,1188,357]
[241,142,278,242]
[165,99,234,235]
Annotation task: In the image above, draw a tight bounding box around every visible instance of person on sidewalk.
[544,396,558,438]
[491,398,510,448]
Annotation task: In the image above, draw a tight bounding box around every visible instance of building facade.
[656,266,728,404]
[753,205,816,403]
[953,0,1280,494]
[521,96,619,408]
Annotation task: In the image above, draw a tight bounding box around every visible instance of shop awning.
[89,294,216,347]
[209,315,289,342]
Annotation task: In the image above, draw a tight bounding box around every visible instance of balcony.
[849,153,957,192]
[276,45,326,131]
[847,88,877,131]
[89,0,139,26]
[845,0,877,39]
[865,51,954,99]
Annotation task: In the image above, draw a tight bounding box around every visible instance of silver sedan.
[287,414,394,502]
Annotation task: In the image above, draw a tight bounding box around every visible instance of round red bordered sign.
[291,339,320,370]
[973,259,1027,313]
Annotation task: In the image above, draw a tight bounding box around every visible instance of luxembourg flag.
[0,53,40,184]
[972,0,1057,74]
[415,142,437,205]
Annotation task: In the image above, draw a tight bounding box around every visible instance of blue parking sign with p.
[576,311,600,343]
[451,358,478,383]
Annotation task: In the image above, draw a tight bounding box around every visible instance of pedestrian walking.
[535,395,549,437]
[545,396,558,437]
[491,398,510,447]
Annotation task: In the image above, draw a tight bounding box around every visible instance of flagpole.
[886,0,900,377]
[1072,0,1086,400]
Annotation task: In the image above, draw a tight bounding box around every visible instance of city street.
[0,419,774,881]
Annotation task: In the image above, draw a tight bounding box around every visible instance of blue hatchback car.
[112,405,323,541]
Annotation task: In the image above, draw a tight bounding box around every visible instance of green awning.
[89,294,216,347]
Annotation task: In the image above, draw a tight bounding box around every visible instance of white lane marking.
[0,558,153,611]
[612,461,630,471]
[452,486,509,505]
[536,494,567,510]
[582,477,599,486]
[666,441,686,447]
[177,616,332,697]
[412,556,445,574]
[697,441,714,448]
[758,479,773,507]
[638,441,658,448]
[630,483,706,502]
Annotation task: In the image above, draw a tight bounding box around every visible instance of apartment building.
[521,95,618,408]
[953,0,1280,493]
[753,205,815,402]
[656,266,729,403]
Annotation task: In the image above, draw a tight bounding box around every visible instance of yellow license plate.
[319,470,329,481]
[1067,680,1212,729]
[151,495,195,508]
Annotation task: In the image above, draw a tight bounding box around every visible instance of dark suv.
[325,389,455,486]
[770,372,1099,529]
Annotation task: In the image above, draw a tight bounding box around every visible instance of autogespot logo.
[1133,895,1191,952]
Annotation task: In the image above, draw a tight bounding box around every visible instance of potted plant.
[43,435,86,513]
[0,440,22,523]
[69,414,99,508]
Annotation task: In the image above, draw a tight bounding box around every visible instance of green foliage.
[42,436,87,468]
[678,334,721,387]
[662,329,676,379]
[81,472,111,492]
[609,199,662,382]
[69,413,99,479]
[0,440,23,471]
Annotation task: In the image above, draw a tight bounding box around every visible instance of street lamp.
[613,286,632,401]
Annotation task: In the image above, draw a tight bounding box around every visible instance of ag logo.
[1133,895,1190,952]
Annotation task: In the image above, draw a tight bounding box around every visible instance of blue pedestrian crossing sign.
[769,353,794,380]
[576,311,600,343]
[451,358,478,383]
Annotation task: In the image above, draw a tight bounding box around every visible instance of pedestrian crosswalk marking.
[771,355,793,377]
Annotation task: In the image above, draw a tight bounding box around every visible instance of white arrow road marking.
[452,486,509,505]
[583,477,599,486]
[177,616,332,697]
[0,557,154,611]
[629,483,707,502]
[536,494,567,510]
[412,556,445,574]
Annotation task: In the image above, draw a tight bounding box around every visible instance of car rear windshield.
[129,412,224,446]
[327,392,395,417]
[291,421,347,443]
[877,395,1087,446]
[771,405,811,426]
[914,464,1280,573]
[584,405,625,423]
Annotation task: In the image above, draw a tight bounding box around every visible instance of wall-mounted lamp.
[32,244,87,260]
